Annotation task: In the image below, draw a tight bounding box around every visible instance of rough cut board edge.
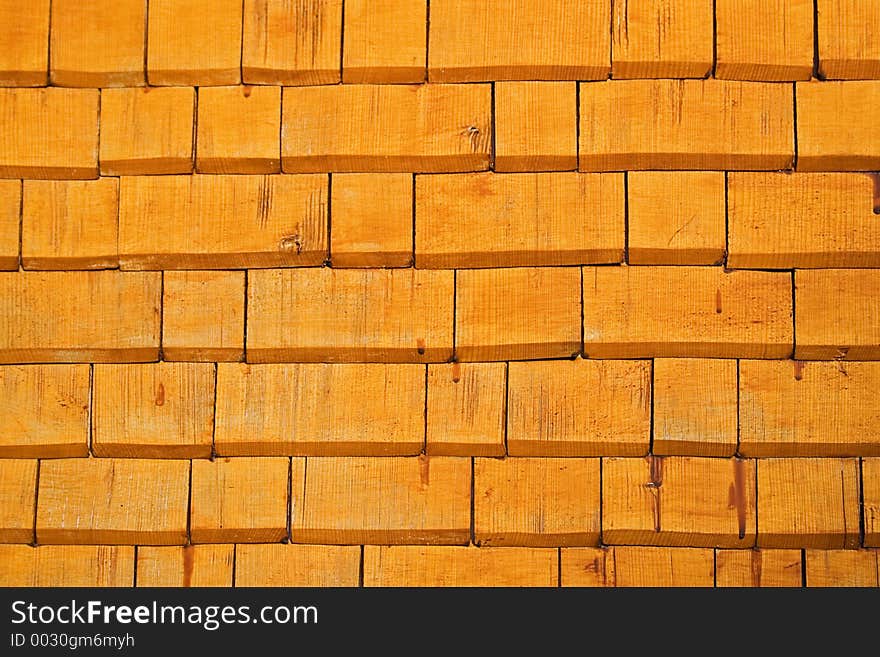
[119,253,327,270]
[582,343,793,359]
[601,530,756,549]
[0,349,160,364]
[428,65,610,83]
[214,441,424,458]
[281,155,491,174]
[291,529,471,546]
[416,249,623,269]
[36,529,188,546]
[507,441,649,458]
[246,347,453,364]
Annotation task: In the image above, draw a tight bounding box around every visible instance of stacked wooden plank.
[0,0,878,588]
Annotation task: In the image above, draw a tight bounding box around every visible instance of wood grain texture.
[22,178,118,270]
[247,268,453,363]
[330,173,412,268]
[559,548,615,587]
[0,180,19,270]
[474,457,601,547]
[294,456,471,545]
[136,545,234,587]
[0,271,161,363]
[565,546,715,587]
[162,271,245,362]
[796,81,880,171]
[627,172,726,265]
[582,267,793,358]
[612,0,714,78]
[191,457,293,544]
[235,544,360,586]
[728,173,880,268]
[455,267,581,361]
[428,0,609,81]
[818,0,880,79]
[416,173,624,268]
[805,550,879,587]
[653,359,737,457]
[426,362,506,457]
[494,82,577,172]
[281,84,492,173]
[342,0,426,83]
[864,459,880,548]
[242,0,342,85]
[579,80,794,171]
[507,359,651,457]
[715,549,803,587]
[148,0,242,85]
[794,269,880,360]
[36,458,190,545]
[196,86,281,174]
[92,363,215,458]
[740,360,880,456]
[99,87,194,175]
[215,363,425,456]
[757,458,861,549]
[0,364,90,458]
[0,545,134,586]
[602,456,756,548]
[0,88,98,179]
[119,175,327,269]
[50,0,145,86]
[363,546,557,587]
[716,0,813,80]
[0,0,49,86]
[0,459,37,543]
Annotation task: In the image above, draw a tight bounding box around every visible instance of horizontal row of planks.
[2,359,880,459]
[1,82,879,177]
[0,172,879,270]
[2,544,879,587]
[0,455,877,548]
[1,0,879,86]
[0,267,877,362]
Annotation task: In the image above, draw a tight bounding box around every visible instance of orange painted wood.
[363,546,557,587]
[148,0,242,86]
[242,0,342,85]
[0,545,134,586]
[0,180,19,270]
[715,0,814,81]
[0,271,161,363]
[579,80,794,171]
[99,87,194,175]
[342,0,426,83]
[196,86,281,174]
[247,268,453,363]
[162,271,245,362]
[715,549,803,587]
[794,269,880,360]
[235,544,360,586]
[582,267,793,358]
[136,545,233,587]
[818,0,880,79]
[426,362,506,457]
[0,88,98,179]
[428,0,609,82]
[455,267,581,361]
[119,175,327,269]
[0,365,90,458]
[0,1,49,86]
[0,459,37,543]
[756,458,861,549]
[740,360,880,456]
[191,457,292,543]
[21,179,118,270]
[507,359,651,457]
[50,0,145,87]
[805,550,879,587]
[293,456,471,545]
[282,84,492,173]
[602,456,756,548]
[36,459,190,545]
[611,0,713,78]
[494,83,577,172]
[474,457,601,547]
[215,363,425,456]
[92,363,215,458]
[416,173,624,268]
